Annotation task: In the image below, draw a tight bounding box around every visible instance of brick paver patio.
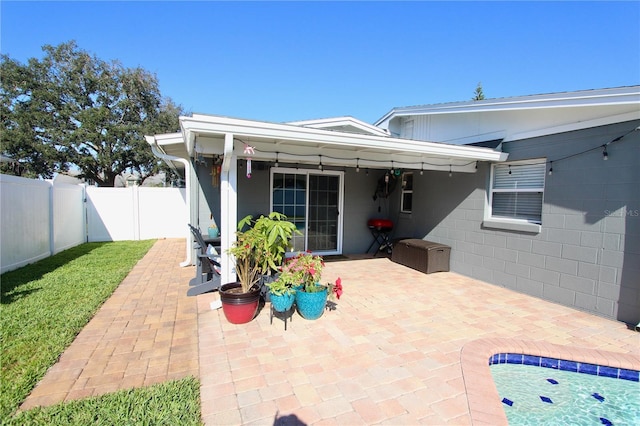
[21,239,640,424]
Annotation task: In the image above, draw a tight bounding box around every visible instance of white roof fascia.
[375,86,640,127]
[287,116,390,137]
[150,132,184,146]
[181,113,506,163]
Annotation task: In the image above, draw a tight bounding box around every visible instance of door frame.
[270,167,344,255]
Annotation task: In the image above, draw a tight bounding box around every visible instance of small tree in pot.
[220,212,299,324]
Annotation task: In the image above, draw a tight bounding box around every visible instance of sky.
[1,1,639,124]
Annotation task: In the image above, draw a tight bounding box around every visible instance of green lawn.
[0,240,202,424]
[5,376,202,426]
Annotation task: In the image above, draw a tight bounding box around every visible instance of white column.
[220,133,237,284]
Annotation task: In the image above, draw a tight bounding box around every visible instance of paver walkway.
[21,239,640,425]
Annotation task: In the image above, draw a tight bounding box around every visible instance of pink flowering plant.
[275,252,343,300]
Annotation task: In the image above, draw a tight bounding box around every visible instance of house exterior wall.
[399,120,640,325]
[235,161,387,254]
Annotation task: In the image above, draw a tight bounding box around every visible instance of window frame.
[484,159,546,233]
[400,172,413,214]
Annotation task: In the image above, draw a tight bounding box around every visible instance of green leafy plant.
[266,276,297,296]
[228,212,299,293]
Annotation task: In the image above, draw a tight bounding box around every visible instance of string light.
[232,126,636,175]
[449,165,452,177]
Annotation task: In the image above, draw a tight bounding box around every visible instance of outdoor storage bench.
[392,239,451,274]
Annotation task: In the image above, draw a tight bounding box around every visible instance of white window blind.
[490,162,545,224]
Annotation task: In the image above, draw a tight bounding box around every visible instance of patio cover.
[146,114,508,282]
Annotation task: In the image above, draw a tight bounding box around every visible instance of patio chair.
[187,224,222,297]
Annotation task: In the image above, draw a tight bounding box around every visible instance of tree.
[472,82,485,101]
[0,41,184,186]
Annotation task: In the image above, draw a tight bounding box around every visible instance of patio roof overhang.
[173,113,508,174]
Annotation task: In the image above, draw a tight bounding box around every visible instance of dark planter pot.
[295,285,328,320]
[219,282,261,324]
[270,292,295,312]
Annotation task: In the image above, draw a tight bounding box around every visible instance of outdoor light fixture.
[602,145,608,160]
[275,152,279,167]
[318,155,323,170]
[508,165,512,175]
[356,158,360,173]
[449,165,452,177]
[548,161,553,175]
[420,162,424,175]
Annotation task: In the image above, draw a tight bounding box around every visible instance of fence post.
[48,180,54,256]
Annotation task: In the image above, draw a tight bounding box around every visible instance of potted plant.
[219,212,299,324]
[244,212,300,302]
[284,252,343,320]
[266,275,297,313]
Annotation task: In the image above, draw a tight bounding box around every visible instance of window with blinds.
[490,161,546,224]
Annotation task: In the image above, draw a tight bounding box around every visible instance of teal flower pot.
[270,292,295,312]
[295,285,328,320]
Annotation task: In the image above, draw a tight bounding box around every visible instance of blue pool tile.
[599,366,618,379]
[600,417,612,425]
[579,363,598,376]
[501,398,513,407]
[558,360,578,372]
[541,357,559,369]
[539,396,553,404]
[592,393,605,402]
[524,355,540,366]
[507,353,524,364]
[546,378,558,385]
[490,354,500,365]
[619,368,640,382]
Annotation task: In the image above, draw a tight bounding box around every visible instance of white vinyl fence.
[1,174,187,274]
[85,186,187,242]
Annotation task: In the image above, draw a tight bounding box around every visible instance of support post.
[220,133,237,285]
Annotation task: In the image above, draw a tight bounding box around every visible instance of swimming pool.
[490,353,640,425]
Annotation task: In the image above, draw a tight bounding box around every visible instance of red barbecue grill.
[367,218,394,255]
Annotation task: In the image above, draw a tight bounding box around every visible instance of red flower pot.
[219,282,261,324]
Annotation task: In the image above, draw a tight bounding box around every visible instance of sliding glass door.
[271,169,343,254]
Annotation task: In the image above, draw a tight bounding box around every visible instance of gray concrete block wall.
[411,120,639,325]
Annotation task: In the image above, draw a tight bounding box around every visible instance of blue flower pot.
[270,292,295,312]
[295,285,328,320]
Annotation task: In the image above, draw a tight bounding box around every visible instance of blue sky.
[2,1,639,124]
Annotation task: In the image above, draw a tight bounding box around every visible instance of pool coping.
[460,338,640,426]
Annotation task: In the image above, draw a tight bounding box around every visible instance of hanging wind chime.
[244,144,255,178]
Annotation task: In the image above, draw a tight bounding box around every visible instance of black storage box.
[392,239,451,274]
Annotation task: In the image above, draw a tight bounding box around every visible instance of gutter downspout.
[146,136,193,267]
